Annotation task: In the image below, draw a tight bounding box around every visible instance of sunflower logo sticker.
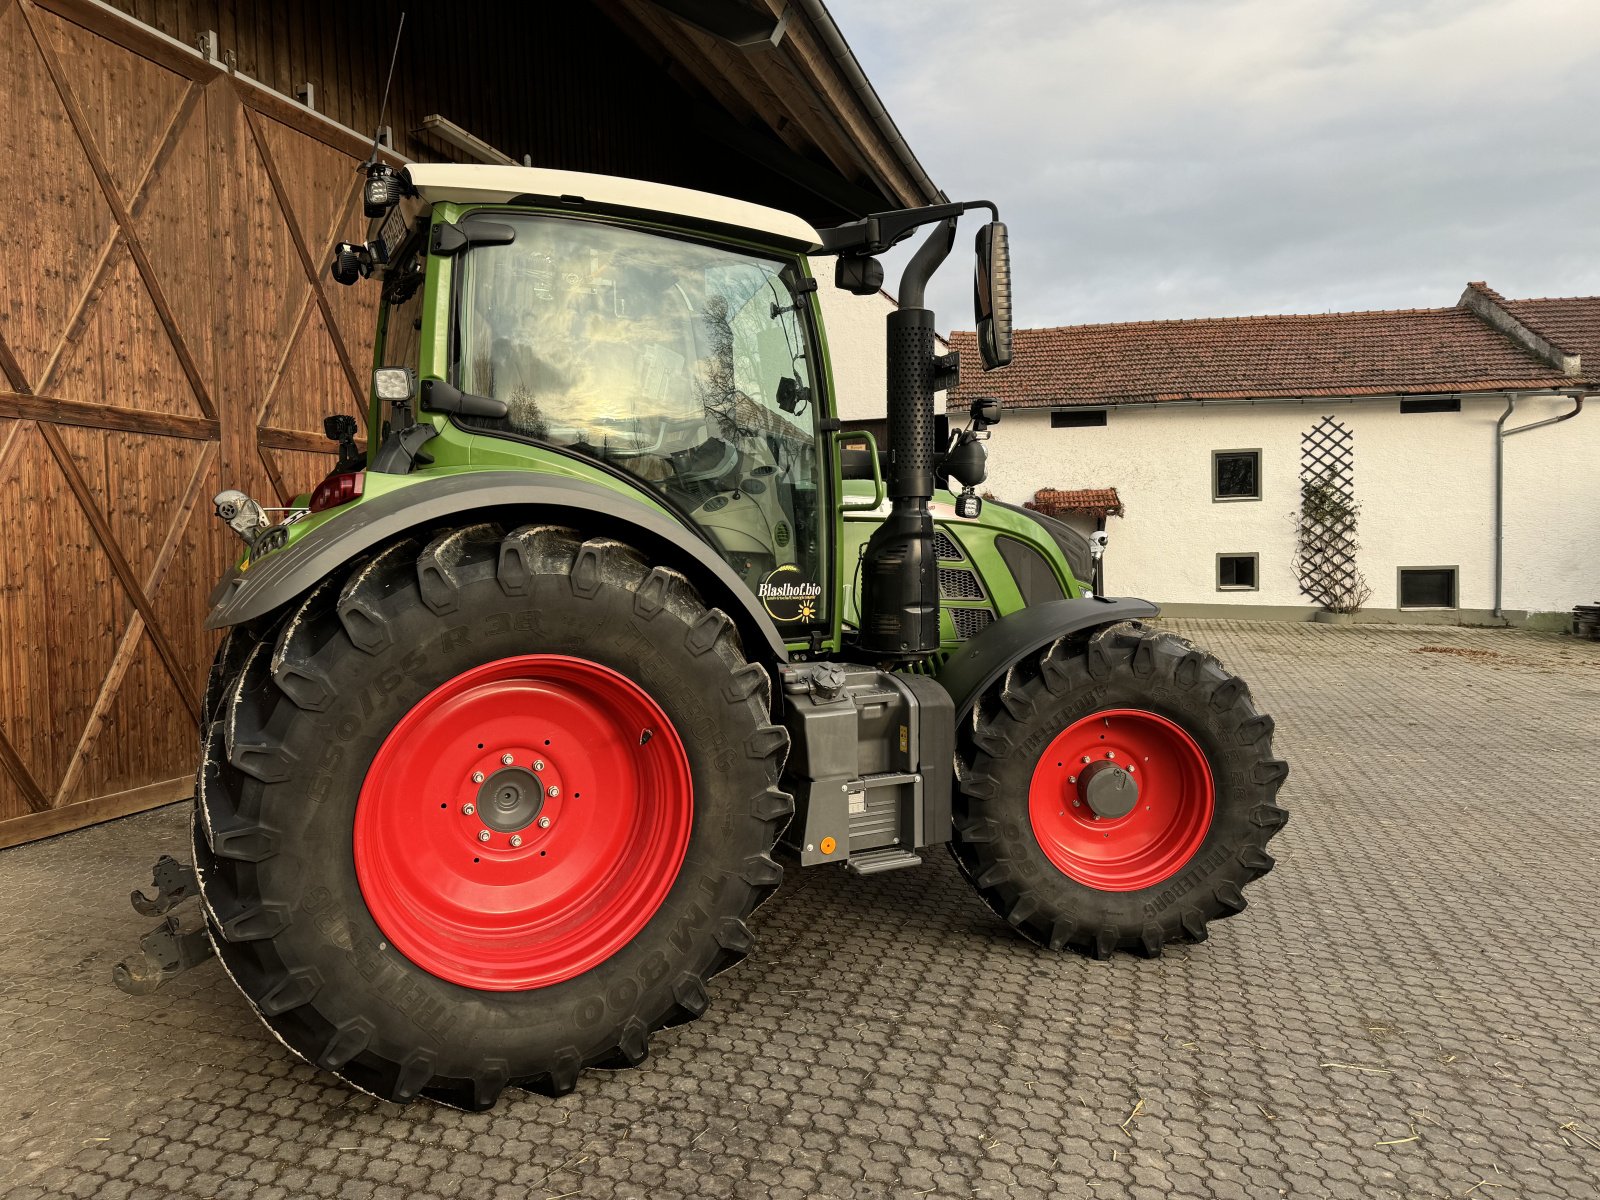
[757,565,823,624]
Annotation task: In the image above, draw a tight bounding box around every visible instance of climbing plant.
[1292,417,1372,613]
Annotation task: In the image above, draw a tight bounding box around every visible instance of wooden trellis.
[1294,417,1368,610]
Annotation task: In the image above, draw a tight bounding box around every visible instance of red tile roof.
[949,286,1593,409]
[1027,487,1123,518]
[1499,295,1600,364]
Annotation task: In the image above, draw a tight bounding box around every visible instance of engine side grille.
[950,607,995,641]
[932,527,963,561]
[938,566,985,601]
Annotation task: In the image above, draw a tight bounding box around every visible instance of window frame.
[1399,397,1461,414]
[1050,408,1108,429]
[1212,448,1262,502]
[1397,565,1459,609]
[1216,552,1260,592]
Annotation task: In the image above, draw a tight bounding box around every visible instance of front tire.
[951,622,1288,957]
[193,524,792,1107]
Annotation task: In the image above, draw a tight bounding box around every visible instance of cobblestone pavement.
[2,620,1598,1200]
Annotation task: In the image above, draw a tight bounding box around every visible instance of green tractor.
[129,161,1287,1108]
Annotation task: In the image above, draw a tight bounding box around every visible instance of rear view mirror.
[973,222,1012,370]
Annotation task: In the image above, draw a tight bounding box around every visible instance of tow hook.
[113,853,217,996]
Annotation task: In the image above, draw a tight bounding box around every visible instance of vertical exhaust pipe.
[858,218,958,661]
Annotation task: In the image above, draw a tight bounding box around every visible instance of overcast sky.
[827,0,1600,333]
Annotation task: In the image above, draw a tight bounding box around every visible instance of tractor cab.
[346,164,834,623]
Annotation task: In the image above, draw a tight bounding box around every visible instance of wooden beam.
[0,392,218,441]
[239,102,367,413]
[36,230,129,400]
[27,0,215,81]
[21,1,219,421]
[622,2,814,159]
[52,441,215,808]
[594,0,759,128]
[0,774,190,850]
[37,421,203,724]
[0,418,27,486]
[126,78,203,221]
[256,440,293,508]
[0,328,29,395]
[259,424,349,456]
[0,722,51,815]
[252,288,319,433]
[769,6,928,206]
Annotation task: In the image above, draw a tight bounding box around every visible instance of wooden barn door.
[0,0,377,847]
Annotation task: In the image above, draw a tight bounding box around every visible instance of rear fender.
[205,472,790,662]
[934,596,1160,725]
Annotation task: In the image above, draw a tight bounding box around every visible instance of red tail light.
[309,470,364,513]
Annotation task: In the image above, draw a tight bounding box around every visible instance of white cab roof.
[403,163,823,251]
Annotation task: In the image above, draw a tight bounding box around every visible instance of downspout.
[1494,392,1585,619]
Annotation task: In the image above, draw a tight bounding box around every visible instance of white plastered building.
[948,283,1599,628]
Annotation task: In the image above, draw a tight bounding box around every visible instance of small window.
[1400,397,1460,414]
[1217,553,1259,591]
[1051,408,1108,429]
[1399,566,1457,608]
[1213,449,1261,500]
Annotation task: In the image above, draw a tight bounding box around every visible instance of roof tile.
[1027,487,1124,518]
[950,287,1594,409]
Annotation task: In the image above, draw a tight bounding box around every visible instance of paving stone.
[1,620,1597,1198]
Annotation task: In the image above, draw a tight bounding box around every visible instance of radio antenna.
[364,11,407,168]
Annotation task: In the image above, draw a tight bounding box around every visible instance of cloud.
[828,0,1600,331]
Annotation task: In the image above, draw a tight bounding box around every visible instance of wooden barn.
[0,0,938,846]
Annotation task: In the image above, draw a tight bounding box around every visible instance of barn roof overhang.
[598,0,943,216]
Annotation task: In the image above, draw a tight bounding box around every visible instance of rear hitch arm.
[114,853,216,996]
[129,853,198,915]
[113,915,215,996]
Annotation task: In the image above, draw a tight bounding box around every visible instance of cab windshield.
[453,213,825,620]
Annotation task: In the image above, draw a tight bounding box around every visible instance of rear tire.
[951,622,1288,957]
[193,523,792,1107]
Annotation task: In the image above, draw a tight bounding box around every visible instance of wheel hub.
[1078,759,1139,819]
[477,766,545,832]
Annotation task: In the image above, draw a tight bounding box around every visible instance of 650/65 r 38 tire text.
[951,622,1288,958]
[192,524,792,1108]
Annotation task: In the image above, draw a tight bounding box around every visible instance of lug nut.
[1068,775,1077,784]
[477,830,491,843]
[1106,751,1116,760]
[501,753,514,766]
[532,759,545,772]
[462,803,476,816]
[546,785,560,798]
[510,834,523,848]
[471,771,485,784]
[538,816,551,829]
[1081,756,1092,764]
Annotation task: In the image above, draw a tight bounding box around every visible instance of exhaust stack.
[857,219,958,661]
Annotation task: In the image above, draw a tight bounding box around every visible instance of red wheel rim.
[354,655,693,991]
[1027,708,1214,892]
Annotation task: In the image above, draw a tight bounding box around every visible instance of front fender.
[934,595,1160,724]
[205,472,790,662]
